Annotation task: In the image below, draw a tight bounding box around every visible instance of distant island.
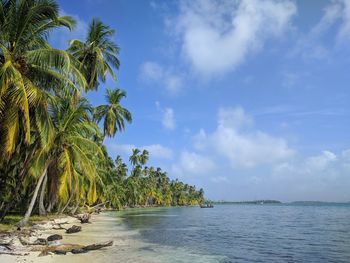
[289,201,350,205]
[213,200,282,205]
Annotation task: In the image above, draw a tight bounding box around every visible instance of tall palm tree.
[139,150,149,166]
[68,18,120,90]
[18,97,103,226]
[129,148,140,167]
[0,0,86,159]
[94,88,132,138]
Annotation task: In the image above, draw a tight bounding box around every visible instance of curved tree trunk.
[70,202,80,215]
[18,164,49,227]
[59,194,73,214]
[39,174,48,216]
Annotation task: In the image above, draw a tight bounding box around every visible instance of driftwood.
[76,213,91,223]
[0,240,14,250]
[19,237,47,246]
[66,225,81,234]
[52,223,67,230]
[47,234,62,242]
[39,240,113,256]
[0,251,29,256]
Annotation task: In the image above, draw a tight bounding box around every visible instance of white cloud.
[305,150,337,172]
[291,0,350,60]
[174,0,296,76]
[314,0,350,43]
[171,151,216,177]
[162,108,176,130]
[195,107,294,168]
[270,149,350,201]
[50,10,88,49]
[111,143,173,160]
[156,101,176,130]
[140,61,183,94]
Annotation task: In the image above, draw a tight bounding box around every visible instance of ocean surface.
[113,204,350,263]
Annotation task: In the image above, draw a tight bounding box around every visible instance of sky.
[54,0,350,202]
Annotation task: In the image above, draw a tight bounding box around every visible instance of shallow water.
[116,204,350,263]
[19,204,350,263]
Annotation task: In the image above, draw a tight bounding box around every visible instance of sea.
[113,203,350,263]
[38,203,350,263]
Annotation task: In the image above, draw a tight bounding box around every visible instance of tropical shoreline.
[0,212,119,262]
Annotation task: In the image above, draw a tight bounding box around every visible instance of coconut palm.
[94,88,132,138]
[0,0,86,159]
[129,148,140,167]
[139,150,149,166]
[18,97,103,226]
[68,18,120,90]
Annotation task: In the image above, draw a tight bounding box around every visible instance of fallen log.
[66,225,81,234]
[83,240,113,251]
[38,240,113,256]
[19,237,47,246]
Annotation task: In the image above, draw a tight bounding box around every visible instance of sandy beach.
[1,213,127,263]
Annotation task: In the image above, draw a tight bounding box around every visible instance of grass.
[0,214,60,233]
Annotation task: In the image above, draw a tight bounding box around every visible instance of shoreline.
[0,212,118,263]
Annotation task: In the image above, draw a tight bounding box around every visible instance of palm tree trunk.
[71,202,80,215]
[17,164,49,227]
[38,174,47,216]
[59,194,73,214]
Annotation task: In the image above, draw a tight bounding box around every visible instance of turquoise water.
[116,204,350,263]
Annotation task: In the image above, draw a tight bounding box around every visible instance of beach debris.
[0,239,14,250]
[71,248,88,254]
[76,213,91,223]
[47,234,62,242]
[53,249,67,255]
[66,225,81,234]
[52,223,67,230]
[0,250,30,256]
[19,236,48,246]
[39,240,113,256]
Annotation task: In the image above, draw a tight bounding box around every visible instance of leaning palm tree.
[68,18,120,90]
[18,97,103,226]
[94,88,132,138]
[0,0,86,159]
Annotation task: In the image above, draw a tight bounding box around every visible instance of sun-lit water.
[115,204,350,263]
[41,204,350,263]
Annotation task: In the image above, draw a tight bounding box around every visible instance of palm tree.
[94,88,132,138]
[139,150,149,166]
[0,0,86,159]
[18,97,103,226]
[68,18,120,90]
[129,148,140,167]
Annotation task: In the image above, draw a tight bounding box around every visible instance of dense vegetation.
[0,0,204,226]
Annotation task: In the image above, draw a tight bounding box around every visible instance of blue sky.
[54,0,350,202]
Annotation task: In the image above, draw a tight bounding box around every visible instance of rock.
[47,234,62,242]
[77,213,91,224]
[33,238,47,245]
[66,225,82,234]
